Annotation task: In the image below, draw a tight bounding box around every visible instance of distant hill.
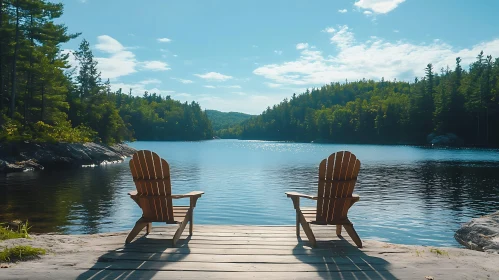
[205,110,254,131]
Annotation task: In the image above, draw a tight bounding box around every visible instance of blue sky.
[60,0,499,114]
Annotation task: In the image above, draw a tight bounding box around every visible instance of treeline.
[0,0,212,144]
[205,110,253,131]
[226,53,499,146]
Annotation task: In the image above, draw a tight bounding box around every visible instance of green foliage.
[0,221,30,240]
[228,53,499,147]
[0,1,213,144]
[205,110,254,131]
[116,93,213,141]
[430,248,449,257]
[0,246,46,262]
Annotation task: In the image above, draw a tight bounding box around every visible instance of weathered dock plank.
[1,225,498,280]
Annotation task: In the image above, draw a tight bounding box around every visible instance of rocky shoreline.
[455,211,499,253]
[0,142,137,173]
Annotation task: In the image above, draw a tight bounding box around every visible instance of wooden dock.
[2,225,499,279]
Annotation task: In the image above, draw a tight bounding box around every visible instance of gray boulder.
[455,211,499,253]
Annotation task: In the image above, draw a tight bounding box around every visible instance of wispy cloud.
[338,9,348,13]
[354,0,405,14]
[363,10,373,15]
[171,77,194,84]
[321,27,336,33]
[204,85,216,88]
[266,83,282,88]
[253,24,499,86]
[274,50,283,55]
[296,43,309,50]
[224,85,241,89]
[157,38,172,43]
[141,61,170,71]
[194,72,233,81]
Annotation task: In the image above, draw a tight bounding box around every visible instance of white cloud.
[173,54,178,57]
[266,83,282,88]
[61,49,78,70]
[354,0,405,14]
[111,81,174,97]
[296,43,309,50]
[364,10,373,15]
[194,72,233,81]
[67,35,171,79]
[204,85,216,88]
[253,24,499,86]
[224,85,241,89]
[95,35,125,53]
[94,35,137,79]
[329,25,355,48]
[338,9,348,13]
[274,50,283,55]
[171,78,194,84]
[321,27,336,33]
[141,60,170,71]
[157,38,172,43]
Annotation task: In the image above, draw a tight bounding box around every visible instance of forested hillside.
[205,110,253,131]
[227,54,499,147]
[0,0,212,144]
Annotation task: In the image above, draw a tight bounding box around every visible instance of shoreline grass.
[0,246,46,262]
[0,221,31,240]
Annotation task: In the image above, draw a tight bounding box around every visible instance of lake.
[1,140,499,247]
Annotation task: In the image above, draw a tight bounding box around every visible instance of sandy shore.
[1,225,498,280]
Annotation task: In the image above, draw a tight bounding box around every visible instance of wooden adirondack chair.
[126,150,204,245]
[286,151,363,248]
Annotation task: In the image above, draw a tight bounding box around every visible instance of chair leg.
[296,210,300,237]
[343,224,362,248]
[298,211,316,247]
[173,209,191,247]
[336,225,342,236]
[189,209,194,235]
[146,223,152,234]
[126,218,148,244]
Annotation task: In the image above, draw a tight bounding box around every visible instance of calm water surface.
[1,140,499,247]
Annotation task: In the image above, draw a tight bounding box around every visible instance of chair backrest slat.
[316,151,361,224]
[129,150,174,222]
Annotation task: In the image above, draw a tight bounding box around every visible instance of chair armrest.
[128,190,138,196]
[171,191,204,199]
[285,192,317,200]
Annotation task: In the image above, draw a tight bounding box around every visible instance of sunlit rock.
[455,211,499,253]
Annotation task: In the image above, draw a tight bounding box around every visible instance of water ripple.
[1,140,499,248]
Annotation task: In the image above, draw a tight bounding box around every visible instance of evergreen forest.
[0,0,212,144]
[221,55,499,147]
